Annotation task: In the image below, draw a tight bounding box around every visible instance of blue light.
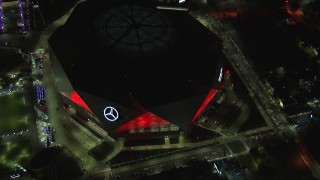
[0,1,5,33]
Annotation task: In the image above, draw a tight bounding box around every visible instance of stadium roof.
[49,0,222,132]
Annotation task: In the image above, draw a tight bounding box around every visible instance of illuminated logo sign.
[103,106,119,122]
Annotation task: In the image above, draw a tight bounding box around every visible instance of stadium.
[49,0,224,140]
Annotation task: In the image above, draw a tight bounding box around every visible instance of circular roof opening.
[97,5,172,54]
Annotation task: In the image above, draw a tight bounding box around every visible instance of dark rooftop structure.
[49,0,222,133]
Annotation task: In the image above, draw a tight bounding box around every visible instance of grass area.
[0,140,31,171]
[0,92,27,135]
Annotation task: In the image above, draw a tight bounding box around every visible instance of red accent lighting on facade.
[191,89,218,123]
[115,112,172,133]
[70,91,93,113]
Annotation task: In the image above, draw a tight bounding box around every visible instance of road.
[190,10,297,137]
[89,139,249,179]
[189,10,320,178]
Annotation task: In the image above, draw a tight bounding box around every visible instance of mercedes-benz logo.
[103,106,119,122]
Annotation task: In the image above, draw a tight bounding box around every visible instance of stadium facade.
[49,0,224,140]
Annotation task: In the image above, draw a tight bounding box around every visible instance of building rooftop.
[49,0,222,131]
